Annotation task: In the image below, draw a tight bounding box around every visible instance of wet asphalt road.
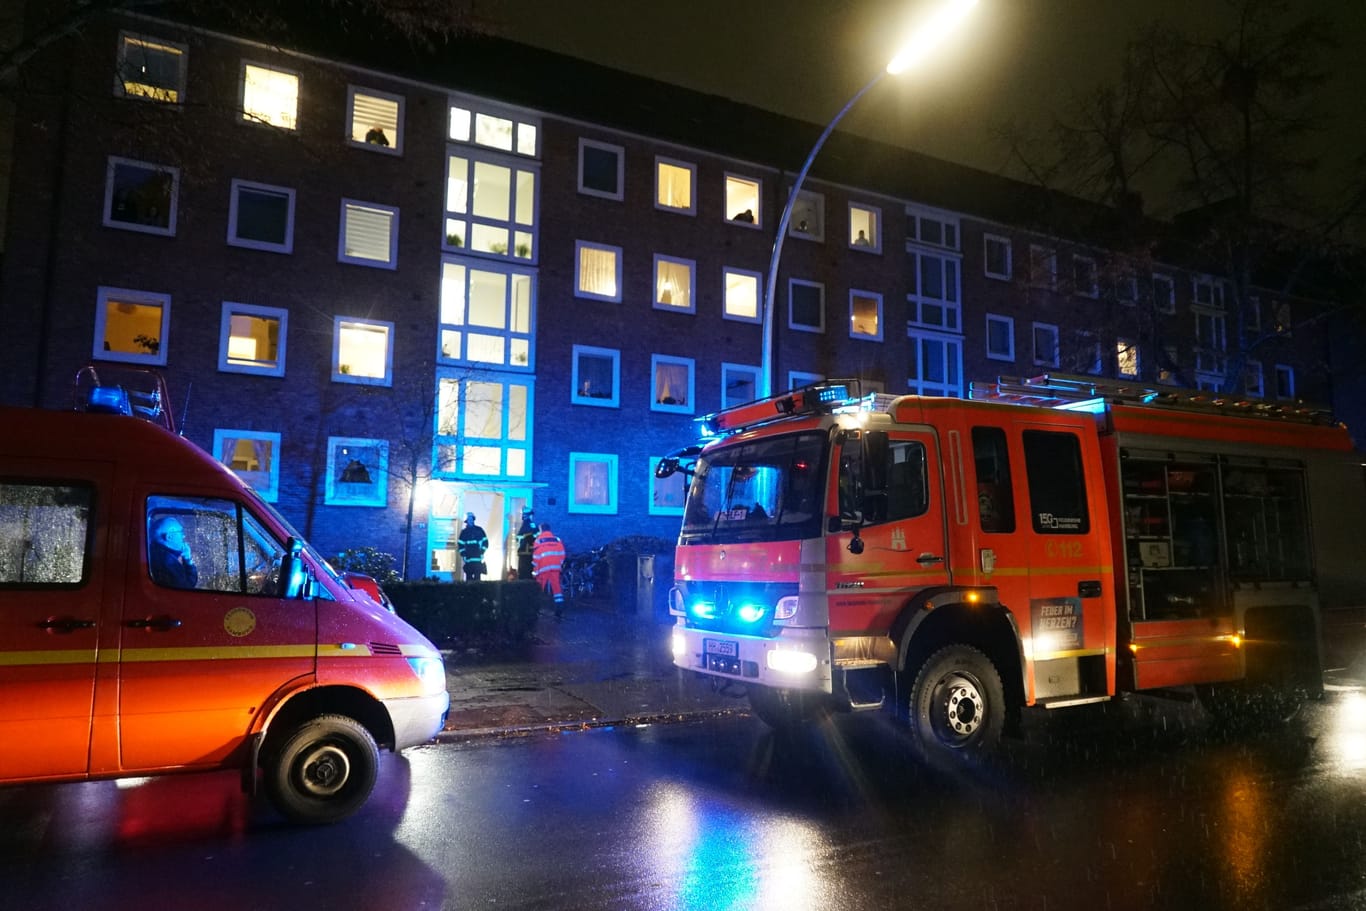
[3,686,1366,911]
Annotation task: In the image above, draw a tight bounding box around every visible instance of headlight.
[767,649,818,674]
[773,596,799,621]
[406,656,448,696]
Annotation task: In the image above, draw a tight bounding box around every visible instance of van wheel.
[747,686,830,729]
[906,645,1005,759]
[264,714,379,825]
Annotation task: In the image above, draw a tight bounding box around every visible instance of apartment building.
[0,7,1326,579]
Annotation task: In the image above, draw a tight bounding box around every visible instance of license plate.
[704,638,738,657]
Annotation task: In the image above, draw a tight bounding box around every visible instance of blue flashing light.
[736,602,766,624]
[690,600,718,621]
[814,384,848,403]
[87,385,131,415]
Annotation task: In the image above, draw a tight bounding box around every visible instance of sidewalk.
[435,603,1366,742]
[435,600,746,741]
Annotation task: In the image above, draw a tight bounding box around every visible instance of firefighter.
[457,512,489,582]
[532,522,566,619]
[515,506,539,581]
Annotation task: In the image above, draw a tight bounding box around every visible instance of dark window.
[790,283,822,329]
[109,161,173,229]
[234,187,290,246]
[972,427,1016,533]
[581,145,620,196]
[0,483,92,586]
[1023,430,1089,534]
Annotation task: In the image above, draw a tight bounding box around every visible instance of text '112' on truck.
[654,375,1366,760]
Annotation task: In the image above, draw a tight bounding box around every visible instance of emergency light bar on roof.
[73,363,176,432]
[969,373,1337,425]
[697,380,875,436]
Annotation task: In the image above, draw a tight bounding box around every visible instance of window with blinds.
[348,86,403,152]
[339,200,398,268]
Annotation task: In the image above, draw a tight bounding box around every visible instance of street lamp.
[759,0,979,398]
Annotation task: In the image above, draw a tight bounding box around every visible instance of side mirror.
[280,538,311,600]
[655,457,679,479]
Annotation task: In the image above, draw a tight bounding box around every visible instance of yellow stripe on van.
[114,645,320,663]
[0,649,99,667]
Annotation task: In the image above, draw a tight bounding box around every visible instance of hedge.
[385,579,542,645]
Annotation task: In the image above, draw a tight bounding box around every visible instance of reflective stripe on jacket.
[457,525,488,561]
[532,532,565,575]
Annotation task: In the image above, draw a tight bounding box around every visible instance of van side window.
[147,496,287,594]
[971,427,1015,533]
[1022,430,1090,534]
[0,482,93,585]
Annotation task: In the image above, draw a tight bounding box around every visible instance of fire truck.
[656,375,1366,759]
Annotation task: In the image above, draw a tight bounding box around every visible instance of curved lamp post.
[759,0,979,398]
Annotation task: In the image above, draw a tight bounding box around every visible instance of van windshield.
[681,431,827,544]
[246,488,345,592]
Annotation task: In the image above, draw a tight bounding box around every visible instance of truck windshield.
[681,431,827,544]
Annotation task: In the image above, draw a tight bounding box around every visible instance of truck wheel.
[747,686,830,729]
[264,714,379,825]
[906,645,1005,758]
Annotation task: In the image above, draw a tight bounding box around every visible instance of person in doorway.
[532,522,566,619]
[149,515,198,589]
[457,512,489,582]
[516,506,539,582]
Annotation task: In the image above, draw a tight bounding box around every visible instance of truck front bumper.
[670,620,833,694]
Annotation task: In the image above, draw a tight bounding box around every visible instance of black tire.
[264,714,379,825]
[906,645,1005,758]
[747,686,831,729]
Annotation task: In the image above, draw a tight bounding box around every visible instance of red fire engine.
[657,376,1366,759]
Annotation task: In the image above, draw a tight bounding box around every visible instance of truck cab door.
[0,462,111,779]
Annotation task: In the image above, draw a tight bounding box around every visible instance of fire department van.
[657,376,1366,759]
[0,375,449,823]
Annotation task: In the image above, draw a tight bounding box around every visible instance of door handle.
[37,617,96,633]
[1078,580,1102,598]
[917,553,945,565]
[127,616,183,631]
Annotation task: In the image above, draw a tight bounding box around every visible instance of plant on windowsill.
[446,233,463,247]
[489,241,508,254]
[134,334,160,354]
[339,363,352,375]
[515,243,530,258]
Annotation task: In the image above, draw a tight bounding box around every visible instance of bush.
[385,579,541,646]
[332,546,401,585]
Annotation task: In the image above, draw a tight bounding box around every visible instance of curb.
[432,705,746,742]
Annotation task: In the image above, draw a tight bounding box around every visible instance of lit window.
[722,363,760,408]
[726,174,761,226]
[1073,256,1098,298]
[571,345,619,407]
[656,158,696,214]
[435,372,531,480]
[789,279,824,333]
[654,255,695,313]
[93,286,169,366]
[445,154,536,261]
[1029,245,1057,289]
[723,268,761,323]
[986,314,1014,362]
[649,457,687,517]
[212,429,281,501]
[448,103,538,157]
[1152,274,1175,314]
[103,157,177,236]
[438,260,534,369]
[348,86,403,154]
[579,139,623,200]
[1032,322,1059,367]
[569,453,618,515]
[116,32,186,103]
[325,437,388,507]
[241,62,299,130]
[339,199,398,268]
[575,241,621,301]
[651,355,694,414]
[984,234,1011,280]
[788,189,824,241]
[227,179,294,253]
[219,302,286,377]
[849,204,880,252]
[333,317,393,386]
[1117,338,1139,378]
[850,290,882,340]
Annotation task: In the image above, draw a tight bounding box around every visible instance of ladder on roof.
[968,373,1337,425]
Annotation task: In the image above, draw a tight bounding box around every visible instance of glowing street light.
[759,0,979,398]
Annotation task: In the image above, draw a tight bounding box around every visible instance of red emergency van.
[0,382,448,823]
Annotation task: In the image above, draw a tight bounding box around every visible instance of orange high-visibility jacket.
[532,530,565,576]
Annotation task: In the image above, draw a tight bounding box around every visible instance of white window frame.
[1153,273,1176,315]
[1194,309,1227,375]
[574,240,622,302]
[1073,255,1099,298]
[212,428,281,502]
[788,370,824,391]
[650,354,695,414]
[654,156,696,215]
[568,452,618,515]
[985,313,1015,362]
[849,290,883,341]
[1244,360,1265,397]
[1029,245,1057,289]
[571,344,620,408]
[788,189,825,242]
[93,286,170,366]
[103,156,178,236]
[653,254,696,314]
[1193,275,1226,310]
[578,138,624,201]
[437,259,536,370]
[906,207,960,251]
[227,178,295,253]
[788,279,825,333]
[906,329,962,397]
[723,267,762,324]
[721,363,761,408]
[332,316,393,386]
[338,199,399,269]
[218,301,287,377]
[325,436,389,507]
[908,250,962,331]
[725,173,762,228]
[239,60,299,130]
[1116,272,1138,306]
[848,203,882,253]
[448,102,540,158]
[983,233,1012,281]
[115,31,187,104]
[648,456,687,517]
[1032,322,1060,368]
[347,85,404,155]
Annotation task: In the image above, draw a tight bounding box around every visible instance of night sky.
[479,0,1365,215]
